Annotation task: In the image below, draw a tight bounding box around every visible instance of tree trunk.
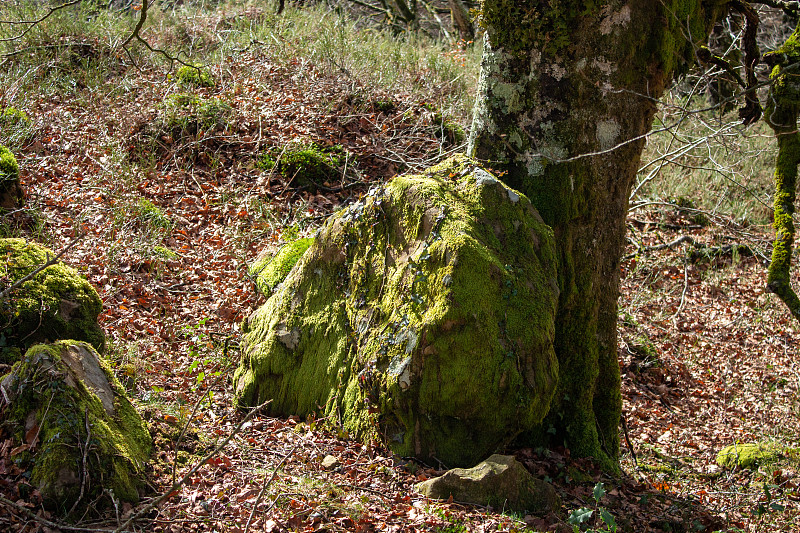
[468,0,727,468]
[449,0,474,41]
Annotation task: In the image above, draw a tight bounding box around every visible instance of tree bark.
[449,0,474,41]
[468,0,727,468]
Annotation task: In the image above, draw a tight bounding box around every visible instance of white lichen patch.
[596,119,621,151]
[599,4,631,35]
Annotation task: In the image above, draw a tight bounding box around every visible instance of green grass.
[0,1,479,119]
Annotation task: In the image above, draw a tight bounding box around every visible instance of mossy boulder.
[0,238,105,364]
[416,454,560,514]
[0,341,151,514]
[234,155,559,467]
[716,442,781,470]
[250,237,315,295]
[0,145,23,210]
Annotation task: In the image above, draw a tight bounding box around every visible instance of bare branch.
[113,399,272,532]
[623,235,695,261]
[0,0,83,43]
[751,0,800,17]
[120,0,195,68]
[0,495,119,532]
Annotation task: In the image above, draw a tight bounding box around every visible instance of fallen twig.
[244,441,300,533]
[114,399,272,532]
[0,495,117,532]
[623,235,695,261]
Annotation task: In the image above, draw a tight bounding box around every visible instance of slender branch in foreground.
[120,0,194,68]
[0,0,83,43]
[114,399,272,533]
[0,233,85,299]
[0,495,116,533]
[244,442,300,533]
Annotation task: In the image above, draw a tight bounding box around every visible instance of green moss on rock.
[0,341,151,514]
[262,143,346,190]
[0,238,105,363]
[249,237,314,295]
[716,442,781,470]
[234,155,559,467]
[416,454,560,513]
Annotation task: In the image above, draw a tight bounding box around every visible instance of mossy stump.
[0,238,105,364]
[234,155,559,467]
[0,341,152,514]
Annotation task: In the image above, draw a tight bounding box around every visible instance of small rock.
[416,454,560,514]
[321,455,340,470]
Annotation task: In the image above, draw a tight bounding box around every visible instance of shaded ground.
[1,12,799,533]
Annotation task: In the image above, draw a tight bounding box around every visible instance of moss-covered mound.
[0,145,23,210]
[175,63,215,88]
[259,143,346,190]
[0,341,151,514]
[717,442,781,470]
[249,237,315,295]
[0,238,105,363]
[234,155,559,467]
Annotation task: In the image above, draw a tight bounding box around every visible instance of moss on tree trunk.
[468,0,726,469]
[764,25,800,320]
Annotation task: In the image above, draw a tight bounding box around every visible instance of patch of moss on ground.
[0,238,105,363]
[160,93,232,137]
[175,63,215,88]
[0,108,32,131]
[260,143,346,190]
[249,237,315,295]
[0,145,19,183]
[717,442,782,470]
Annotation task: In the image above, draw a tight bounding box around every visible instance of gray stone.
[416,454,560,514]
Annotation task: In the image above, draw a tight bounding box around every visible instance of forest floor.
[1,4,800,533]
